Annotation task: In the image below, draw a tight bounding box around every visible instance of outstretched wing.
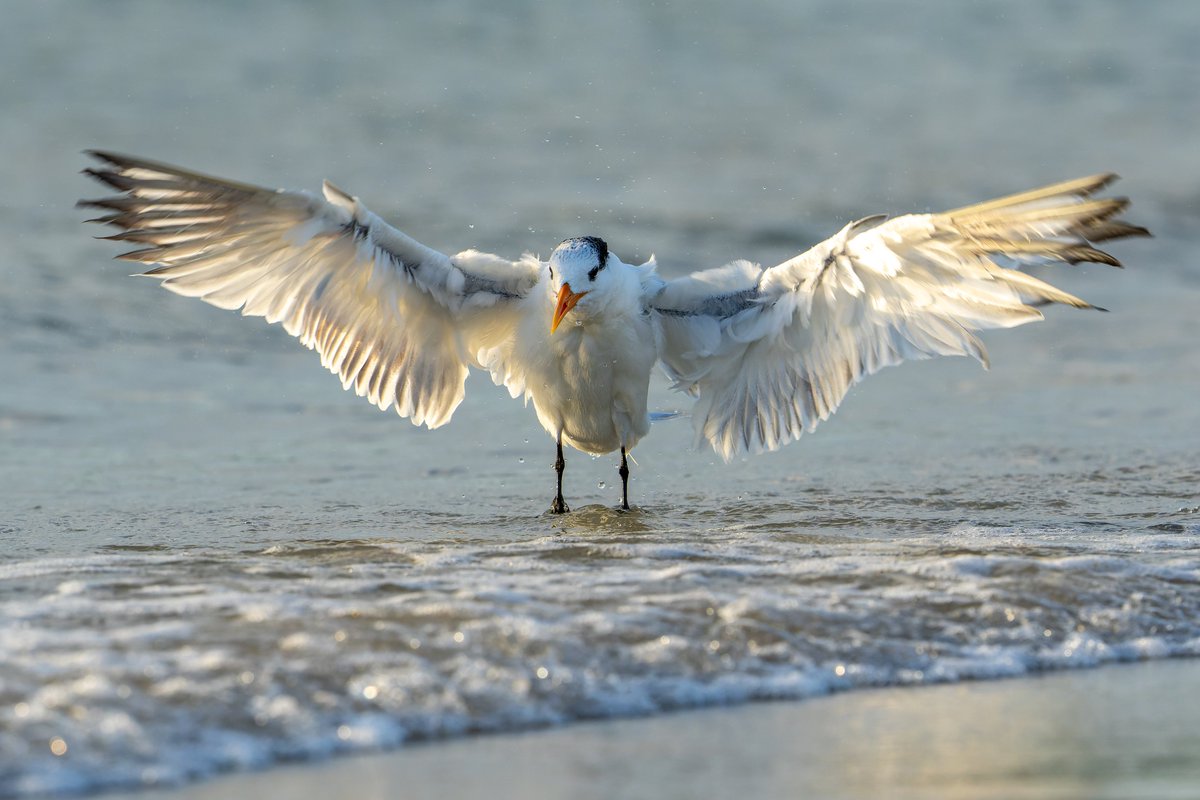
[80,151,540,428]
[650,174,1148,460]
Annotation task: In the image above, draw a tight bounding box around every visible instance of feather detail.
[80,151,538,428]
[652,175,1147,460]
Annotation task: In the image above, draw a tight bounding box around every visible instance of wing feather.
[80,151,539,428]
[652,175,1148,460]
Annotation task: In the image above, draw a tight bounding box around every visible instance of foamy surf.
[3,518,1197,797]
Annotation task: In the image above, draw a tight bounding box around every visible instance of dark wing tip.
[114,247,165,263]
[80,166,138,192]
[82,150,149,174]
[1093,172,1120,192]
[82,149,168,171]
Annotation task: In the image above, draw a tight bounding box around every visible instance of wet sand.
[112,659,1200,800]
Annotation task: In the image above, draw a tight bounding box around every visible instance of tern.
[80,152,1147,513]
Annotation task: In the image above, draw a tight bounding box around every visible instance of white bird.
[80,151,1147,512]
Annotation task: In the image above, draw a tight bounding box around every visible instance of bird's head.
[548,236,610,333]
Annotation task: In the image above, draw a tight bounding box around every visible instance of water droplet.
[598,481,606,489]
[337,725,352,741]
[49,737,68,756]
[362,685,379,700]
[535,667,549,680]
[834,664,847,677]
[453,631,465,643]
[518,457,525,464]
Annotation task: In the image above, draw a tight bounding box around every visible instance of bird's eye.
[549,266,555,279]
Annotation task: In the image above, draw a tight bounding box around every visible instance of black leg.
[551,434,569,514]
[618,447,631,511]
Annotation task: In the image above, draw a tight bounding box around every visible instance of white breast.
[517,308,656,455]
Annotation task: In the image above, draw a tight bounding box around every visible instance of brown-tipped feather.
[81,168,144,192]
[963,239,1124,268]
[1057,245,1123,267]
[83,150,268,194]
[1082,219,1152,242]
[99,224,227,245]
[77,195,223,212]
[930,174,1149,271]
[950,197,1129,232]
[114,247,169,263]
[944,173,1118,216]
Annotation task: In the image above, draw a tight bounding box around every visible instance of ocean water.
[2,1,1199,796]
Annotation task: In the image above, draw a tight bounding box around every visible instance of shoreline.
[104,658,1200,800]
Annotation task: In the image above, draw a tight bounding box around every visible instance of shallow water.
[2,1,1199,796]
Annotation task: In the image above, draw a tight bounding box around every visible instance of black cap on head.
[557,236,608,269]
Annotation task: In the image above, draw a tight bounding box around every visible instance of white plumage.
[80,152,1147,512]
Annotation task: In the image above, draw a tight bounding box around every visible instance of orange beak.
[551,283,588,333]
